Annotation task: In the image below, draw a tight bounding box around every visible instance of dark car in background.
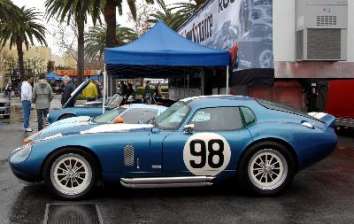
[0,93,10,119]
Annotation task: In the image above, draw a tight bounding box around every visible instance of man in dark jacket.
[61,76,76,107]
[33,73,53,130]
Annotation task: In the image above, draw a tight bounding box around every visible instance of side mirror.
[113,116,124,124]
[183,124,195,134]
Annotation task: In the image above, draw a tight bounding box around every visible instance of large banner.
[178,0,273,70]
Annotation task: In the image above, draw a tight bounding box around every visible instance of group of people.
[143,81,162,104]
[117,80,162,104]
[20,74,53,132]
[20,75,76,132]
[118,81,135,104]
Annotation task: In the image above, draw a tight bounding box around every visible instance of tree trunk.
[16,39,25,78]
[77,18,85,82]
[104,0,118,48]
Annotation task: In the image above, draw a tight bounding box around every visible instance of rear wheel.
[238,141,296,195]
[44,149,97,200]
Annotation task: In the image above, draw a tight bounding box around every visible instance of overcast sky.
[11,0,184,56]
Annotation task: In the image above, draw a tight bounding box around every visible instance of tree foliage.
[85,25,137,61]
[0,6,47,77]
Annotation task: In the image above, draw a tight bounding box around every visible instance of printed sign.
[178,0,273,70]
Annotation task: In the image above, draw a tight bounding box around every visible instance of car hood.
[80,123,154,135]
[50,116,91,127]
[31,122,153,142]
[63,80,90,108]
[33,120,97,141]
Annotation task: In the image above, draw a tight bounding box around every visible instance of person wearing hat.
[32,73,53,130]
[61,76,76,107]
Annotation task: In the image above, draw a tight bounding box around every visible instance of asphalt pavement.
[0,100,354,224]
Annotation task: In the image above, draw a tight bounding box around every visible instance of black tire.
[237,141,296,196]
[43,148,98,200]
[59,114,75,120]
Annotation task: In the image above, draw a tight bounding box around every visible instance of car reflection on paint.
[9,95,337,200]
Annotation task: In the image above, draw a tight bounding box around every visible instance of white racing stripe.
[80,124,153,134]
[308,112,327,120]
[51,116,91,127]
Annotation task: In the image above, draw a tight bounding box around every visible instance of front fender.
[25,131,151,180]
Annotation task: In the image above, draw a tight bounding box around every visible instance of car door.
[162,106,252,178]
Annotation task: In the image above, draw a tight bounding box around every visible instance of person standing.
[21,76,33,132]
[61,76,76,107]
[155,82,162,98]
[119,81,128,96]
[143,81,152,104]
[32,73,53,131]
[82,80,99,101]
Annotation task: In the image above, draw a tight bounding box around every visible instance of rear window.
[257,99,319,121]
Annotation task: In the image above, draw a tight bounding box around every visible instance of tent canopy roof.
[47,71,62,81]
[104,21,229,69]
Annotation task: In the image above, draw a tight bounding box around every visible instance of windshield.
[155,102,190,130]
[106,94,123,108]
[93,107,126,123]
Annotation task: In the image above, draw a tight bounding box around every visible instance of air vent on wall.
[307,29,341,59]
[296,28,343,60]
[316,16,337,26]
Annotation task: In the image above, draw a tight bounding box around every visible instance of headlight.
[9,144,32,164]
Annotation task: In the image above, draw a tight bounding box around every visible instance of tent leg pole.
[103,65,107,114]
[226,65,230,94]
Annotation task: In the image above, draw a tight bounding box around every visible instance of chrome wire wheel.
[247,149,288,191]
[50,153,92,197]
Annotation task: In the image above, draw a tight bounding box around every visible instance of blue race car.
[9,95,337,199]
[24,104,167,144]
[47,80,123,124]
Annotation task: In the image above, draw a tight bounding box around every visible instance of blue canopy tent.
[105,22,229,67]
[103,21,230,111]
[47,71,62,81]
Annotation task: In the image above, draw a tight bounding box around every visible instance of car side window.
[122,109,158,124]
[240,107,256,125]
[190,107,243,131]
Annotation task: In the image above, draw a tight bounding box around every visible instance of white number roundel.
[183,132,231,176]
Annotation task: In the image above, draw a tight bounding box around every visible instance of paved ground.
[0,100,353,224]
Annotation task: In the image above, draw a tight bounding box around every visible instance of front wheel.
[44,150,97,200]
[238,142,296,195]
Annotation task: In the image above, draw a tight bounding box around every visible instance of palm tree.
[85,24,137,62]
[0,0,14,22]
[0,6,47,77]
[99,0,153,48]
[45,0,101,80]
[148,0,188,30]
[172,0,204,22]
